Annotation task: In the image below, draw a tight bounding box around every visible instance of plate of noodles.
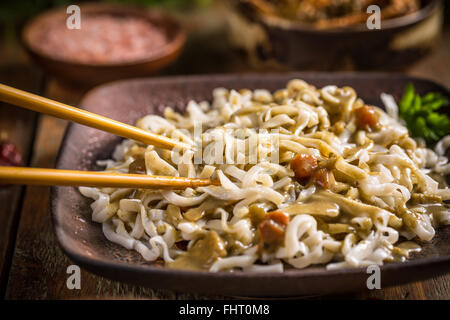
[52,73,450,297]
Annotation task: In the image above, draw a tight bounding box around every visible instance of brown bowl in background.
[22,3,186,87]
[234,0,443,70]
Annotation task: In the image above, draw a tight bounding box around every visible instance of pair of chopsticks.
[0,83,219,189]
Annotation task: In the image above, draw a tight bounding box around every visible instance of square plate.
[52,73,450,297]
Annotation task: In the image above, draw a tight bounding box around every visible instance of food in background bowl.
[22,4,185,86]
[244,0,420,29]
[35,14,168,65]
[235,0,441,70]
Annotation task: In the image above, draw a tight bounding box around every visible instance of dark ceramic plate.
[52,73,450,297]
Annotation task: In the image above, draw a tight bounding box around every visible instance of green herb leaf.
[398,83,450,143]
[399,83,415,115]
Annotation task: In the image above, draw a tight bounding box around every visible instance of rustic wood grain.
[408,25,450,89]
[3,115,66,299]
[421,274,450,299]
[0,55,41,296]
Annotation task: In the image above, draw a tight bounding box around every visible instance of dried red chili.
[0,142,23,166]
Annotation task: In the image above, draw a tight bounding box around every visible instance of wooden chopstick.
[0,166,219,189]
[0,83,191,151]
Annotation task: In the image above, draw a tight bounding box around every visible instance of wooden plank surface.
[0,48,41,296]
[3,24,450,301]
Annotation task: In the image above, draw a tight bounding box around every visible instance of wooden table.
[1,20,450,300]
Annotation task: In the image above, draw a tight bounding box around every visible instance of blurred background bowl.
[232,0,443,70]
[22,3,185,87]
